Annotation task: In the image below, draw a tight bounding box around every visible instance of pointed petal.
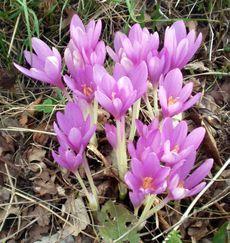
[185,159,213,189]
[184,127,205,150]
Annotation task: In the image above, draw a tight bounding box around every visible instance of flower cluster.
[52,102,96,172]
[126,118,213,207]
[14,14,213,213]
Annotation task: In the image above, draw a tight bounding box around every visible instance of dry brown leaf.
[0,206,19,227]
[0,133,15,156]
[188,220,209,241]
[61,196,90,237]
[19,96,42,126]
[0,186,11,202]
[34,231,74,243]
[185,61,210,72]
[27,223,50,242]
[186,20,197,31]
[27,147,46,163]
[0,68,16,89]
[30,206,50,226]
[33,179,57,195]
[189,110,221,165]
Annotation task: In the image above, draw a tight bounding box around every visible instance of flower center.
[178,181,184,188]
[168,96,178,106]
[82,85,93,97]
[172,144,180,153]
[142,177,154,190]
[111,91,116,100]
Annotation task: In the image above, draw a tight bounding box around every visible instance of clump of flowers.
[14,14,213,225]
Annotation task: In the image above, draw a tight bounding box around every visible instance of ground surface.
[0,1,229,242]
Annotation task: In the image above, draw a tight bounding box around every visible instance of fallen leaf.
[19,96,42,126]
[0,68,16,89]
[27,147,46,163]
[34,231,75,243]
[185,61,210,72]
[61,196,90,237]
[189,110,221,165]
[29,206,50,226]
[33,179,57,196]
[33,124,50,145]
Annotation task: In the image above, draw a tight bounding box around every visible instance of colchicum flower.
[128,120,161,161]
[125,152,170,208]
[160,118,205,165]
[64,64,95,103]
[94,62,147,120]
[159,68,201,117]
[104,123,118,149]
[168,154,213,200]
[70,14,106,65]
[52,102,96,172]
[14,37,63,89]
[64,15,106,103]
[163,20,202,70]
[107,23,159,66]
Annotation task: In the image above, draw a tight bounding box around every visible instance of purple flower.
[163,20,202,70]
[94,62,147,119]
[159,68,201,117]
[113,61,148,99]
[52,102,96,172]
[160,118,205,165]
[63,65,95,103]
[107,23,159,65]
[14,37,63,88]
[168,153,213,200]
[64,15,106,103]
[135,119,159,137]
[147,50,168,86]
[104,123,117,149]
[128,119,161,160]
[125,152,170,208]
[70,15,106,65]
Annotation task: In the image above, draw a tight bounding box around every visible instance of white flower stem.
[83,156,99,210]
[153,85,159,117]
[90,99,98,146]
[74,170,91,202]
[116,117,127,198]
[129,99,141,141]
[138,196,170,230]
[145,93,154,119]
[138,194,156,226]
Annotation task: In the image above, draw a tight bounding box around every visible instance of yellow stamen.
[172,144,180,153]
[168,96,178,106]
[142,177,154,190]
[82,85,93,97]
[178,181,184,188]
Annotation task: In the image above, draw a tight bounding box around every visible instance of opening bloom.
[94,62,147,119]
[168,153,213,200]
[14,37,63,88]
[64,64,95,103]
[52,102,96,172]
[125,152,170,208]
[163,20,202,70]
[70,14,105,65]
[107,23,159,65]
[64,14,106,103]
[160,117,205,165]
[159,68,201,117]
